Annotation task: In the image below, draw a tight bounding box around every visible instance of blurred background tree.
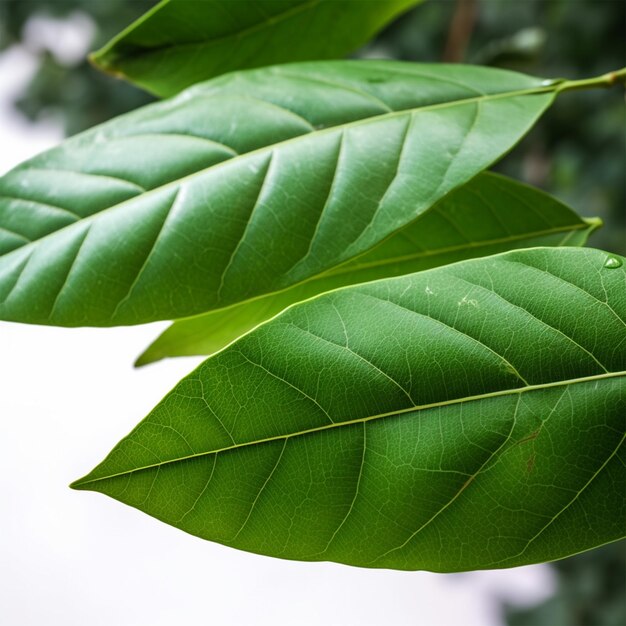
[1,2,624,624]
[0,0,155,133]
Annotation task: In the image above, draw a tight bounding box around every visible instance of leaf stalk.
[557,67,626,93]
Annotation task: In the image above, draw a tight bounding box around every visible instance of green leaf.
[0,62,562,327]
[136,172,600,365]
[72,247,626,572]
[91,0,424,97]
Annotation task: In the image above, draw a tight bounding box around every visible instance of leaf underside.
[0,61,557,327]
[136,172,599,365]
[73,248,626,572]
[92,0,423,97]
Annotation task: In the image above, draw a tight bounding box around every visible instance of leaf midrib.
[325,220,595,276]
[72,370,624,487]
[5,81,555,264]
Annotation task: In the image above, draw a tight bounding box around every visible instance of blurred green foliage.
[506,543,626,626]
[0,0,155,133]
[0,3,624,622]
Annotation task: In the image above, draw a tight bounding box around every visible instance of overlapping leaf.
[0,62,561,327]
[72,247,626,571]
[91,0,423,97]
[136,172,599,364]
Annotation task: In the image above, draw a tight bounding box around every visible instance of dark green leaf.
[136,172,600,365]
[72,247,626,572]
[91,0,423,97]
[0,62,560,327]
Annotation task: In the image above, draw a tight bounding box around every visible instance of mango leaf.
[136,172,600,365]
[0,62,564,327]
[91,0,424,97]
[72,247,626,572]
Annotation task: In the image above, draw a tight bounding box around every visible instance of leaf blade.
[0,62,561,327]
[73,247,626,571]
[92,0,424,96]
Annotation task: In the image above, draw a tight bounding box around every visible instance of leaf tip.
[69,475,93,491]
[133,349,159,368]
[88,48,127,80]
[87,49,106,70]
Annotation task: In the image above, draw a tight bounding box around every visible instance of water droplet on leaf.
[604,256,623,269]
[540,78,565,87]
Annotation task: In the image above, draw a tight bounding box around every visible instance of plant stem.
[557,67,626,93]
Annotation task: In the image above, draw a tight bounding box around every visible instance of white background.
[0,19,554,626]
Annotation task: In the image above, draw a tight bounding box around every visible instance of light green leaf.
[92,0,423,97]
[72,247,626,572]
[136,172,600,365]
[0,62,565,327]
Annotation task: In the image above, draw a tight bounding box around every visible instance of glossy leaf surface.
[92,0,423,97]
[73,248,626,572]
[137,172,599,364]
[0,62,558,327]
